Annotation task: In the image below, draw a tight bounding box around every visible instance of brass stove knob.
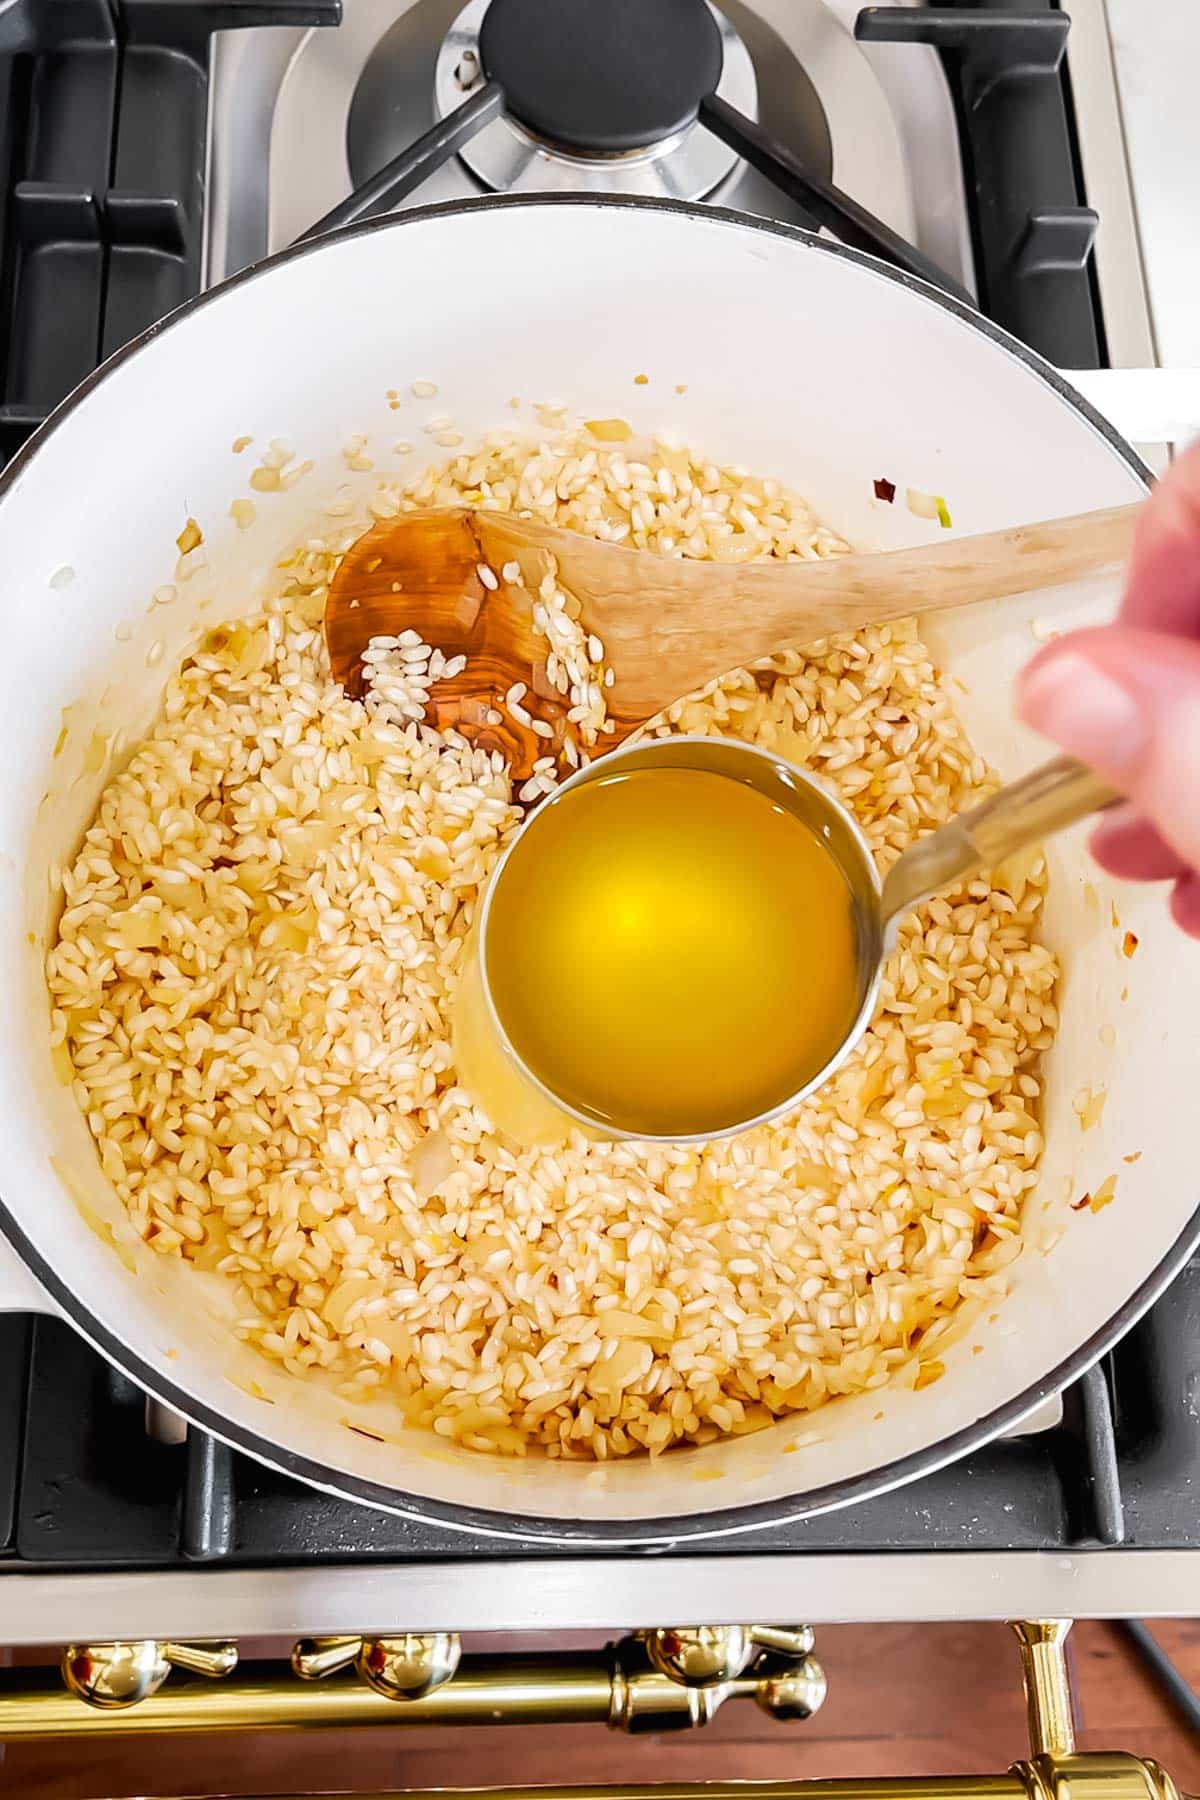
[161,1641,239,1679]
[749,1625,815,1659]
[62,1641,170,1709]
[61,1639,237,1709]
[292,1636,363,1680]
[642,1626,754,1686]
[755,1655,828,1721]
[641,1624,816,1689]
[292,1632,462,1700]
[358,1633,462,1700]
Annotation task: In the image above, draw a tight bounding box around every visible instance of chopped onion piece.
[906,488,952,528]
[1090,1174,1118,1213]
[410,1129,455,1199]
[585,418,633,442]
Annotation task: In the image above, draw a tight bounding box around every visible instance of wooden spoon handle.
[572,502,1141,723]
[732,502,1140,639]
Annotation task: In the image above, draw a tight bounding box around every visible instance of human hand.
[1016,438,1200,937]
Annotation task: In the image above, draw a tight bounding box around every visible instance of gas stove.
[210,0,1121,358]
[0,0,1199,1778]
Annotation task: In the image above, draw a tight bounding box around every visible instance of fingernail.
[1017,650,1150,780]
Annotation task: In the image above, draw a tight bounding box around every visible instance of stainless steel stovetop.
[207,0,967,285]
[1,0,1199,1662]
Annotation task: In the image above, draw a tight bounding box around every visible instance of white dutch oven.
[0,197,1194,1543]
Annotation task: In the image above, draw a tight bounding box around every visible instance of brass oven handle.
[0,1617,1191,1800]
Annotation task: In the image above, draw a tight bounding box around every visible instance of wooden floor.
[5,1620,1200,1800]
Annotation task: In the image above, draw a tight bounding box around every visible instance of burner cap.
[479,0,723,154]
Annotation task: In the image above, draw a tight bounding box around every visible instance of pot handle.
[0,1231,63,1317]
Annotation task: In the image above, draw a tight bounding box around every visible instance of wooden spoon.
[325,502,1137,781]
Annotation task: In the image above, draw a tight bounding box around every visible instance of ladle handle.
[880,754,1119,931]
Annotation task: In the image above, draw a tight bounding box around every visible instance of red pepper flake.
[1071,1191,1092,1212]
[873,476,896,503]
[1122,931,1139,958]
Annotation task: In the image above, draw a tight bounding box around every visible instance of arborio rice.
[46,425,1059,1460]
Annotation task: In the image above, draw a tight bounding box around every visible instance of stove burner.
[479,0,722,154]
[433,0,757,203]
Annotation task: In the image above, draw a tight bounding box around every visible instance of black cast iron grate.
[0,0,340,470]
[856,1,1104,369]
[0,0,1170,1569]
[13,1279,1200,1564]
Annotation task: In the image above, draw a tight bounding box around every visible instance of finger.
[1121,439,1200,637]
[1089,805,1188,883]
[1170,871,1200,938]
[1016,625,1200,873]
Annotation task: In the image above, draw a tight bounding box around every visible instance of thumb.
[1016,624,1200,874]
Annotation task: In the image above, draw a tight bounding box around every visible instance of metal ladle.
[461,735,1115,1145]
